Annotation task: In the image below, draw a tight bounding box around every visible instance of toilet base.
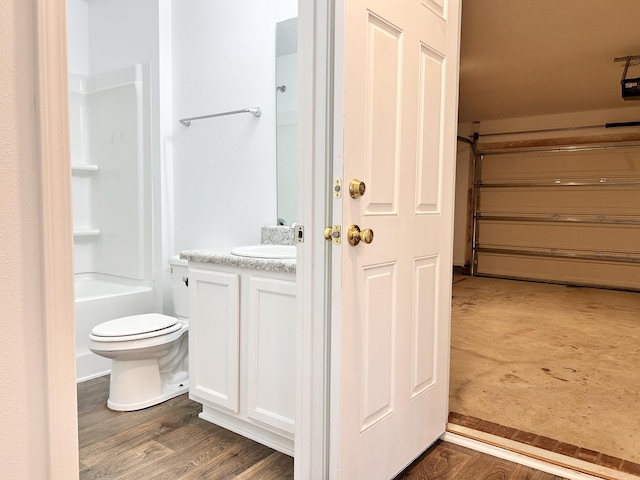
[106,357,189,411]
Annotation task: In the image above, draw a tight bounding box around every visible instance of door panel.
[364,13,402,215]
[412,255,438,396]
[360,262,396,430]
[421,0,446,20]
[416,44,444,212]
[332,0,462,477]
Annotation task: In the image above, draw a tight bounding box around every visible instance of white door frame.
[295,0,334,478]
[35,0,80,479]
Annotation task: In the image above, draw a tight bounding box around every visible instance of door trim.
[36,0,80,478]
[295,0,335,478]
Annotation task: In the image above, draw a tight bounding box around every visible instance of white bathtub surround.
[70,64,152,281]
[260,225,295,245]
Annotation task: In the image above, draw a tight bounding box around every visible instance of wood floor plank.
[78,393,198,449]
[183,440,275,479]
[76,376,110,413]
[80,398,200,460]
[395,441,474,479]
[453,453,516,480]
[509,463,567,480]
[122,434,269,480]
[80,440,175,479]
[395,441,566,480]
[234,452,295,480]
[153,415,244,454]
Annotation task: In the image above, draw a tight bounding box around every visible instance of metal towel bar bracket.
[179,107,262,127]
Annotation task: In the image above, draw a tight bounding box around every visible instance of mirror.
[275,17,298,226]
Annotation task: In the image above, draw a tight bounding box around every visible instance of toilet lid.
[91,313,180,338]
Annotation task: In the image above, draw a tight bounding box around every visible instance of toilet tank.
[169,255,189,319]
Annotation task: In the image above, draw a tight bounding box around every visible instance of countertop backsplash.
[261,225,295,245]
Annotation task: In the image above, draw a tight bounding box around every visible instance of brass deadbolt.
[347,225,374,246]
[349,179,366,199]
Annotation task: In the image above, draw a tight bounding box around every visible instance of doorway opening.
[448,134,640,476]
[451,2,640,476]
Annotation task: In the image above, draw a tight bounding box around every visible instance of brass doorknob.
[349,179,366,199]
[347,225,374,246]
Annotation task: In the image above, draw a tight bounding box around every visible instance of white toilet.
[88,255,190,411]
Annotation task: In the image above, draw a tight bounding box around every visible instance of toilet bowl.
[88,256,190,411]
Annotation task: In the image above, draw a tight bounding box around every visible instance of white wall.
[88,0,159,77]
[0,0,49,477]
[171,0,297,252]
[67,0,89,76]
[276,52,298,225]
[453,105,640,267]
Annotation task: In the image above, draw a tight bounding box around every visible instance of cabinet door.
[246,276,296,434]
[189,267,240,413]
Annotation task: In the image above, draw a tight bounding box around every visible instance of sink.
[231,244,296,259]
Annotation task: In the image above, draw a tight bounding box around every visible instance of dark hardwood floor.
[78,376,293,479]
[396,442,567,480]
[78,376,565,479]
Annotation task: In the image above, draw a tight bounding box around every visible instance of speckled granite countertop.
[180,248,296,274]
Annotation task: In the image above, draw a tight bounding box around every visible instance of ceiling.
[458,0,640,123]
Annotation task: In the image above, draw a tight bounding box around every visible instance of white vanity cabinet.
[187,261,296,455]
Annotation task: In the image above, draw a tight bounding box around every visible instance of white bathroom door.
[331,0,462,478]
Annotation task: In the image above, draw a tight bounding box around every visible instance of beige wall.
[0,0,50,477]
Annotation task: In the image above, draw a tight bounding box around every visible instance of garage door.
[473,144,640,291]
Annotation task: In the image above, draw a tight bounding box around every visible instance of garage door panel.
[479,187,640,216]
[477,253,640,291]
[480,149,640,181]
[477,221,640,253]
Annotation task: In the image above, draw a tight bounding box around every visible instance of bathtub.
[75,273,154,382]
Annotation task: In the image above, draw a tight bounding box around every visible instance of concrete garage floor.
[449,276,640,468]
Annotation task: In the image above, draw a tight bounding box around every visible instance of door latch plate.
[333,179,342,198]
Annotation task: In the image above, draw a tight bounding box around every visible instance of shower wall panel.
[70,65,152,284]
